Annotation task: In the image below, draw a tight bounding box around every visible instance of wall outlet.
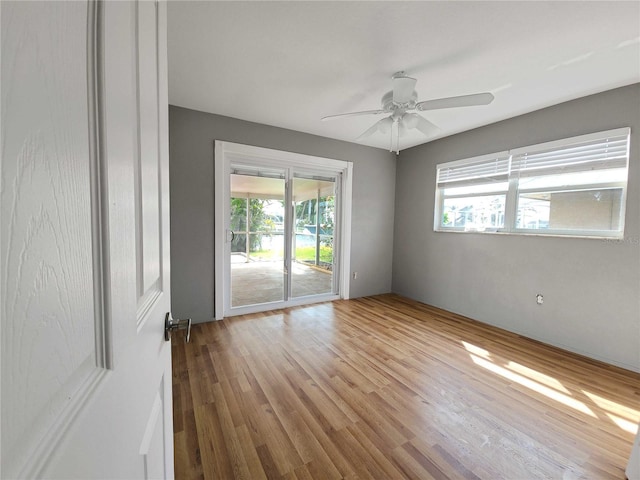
[352,271,358,280]
[536,294,544,305]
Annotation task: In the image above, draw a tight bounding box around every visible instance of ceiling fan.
[321,72,495,154]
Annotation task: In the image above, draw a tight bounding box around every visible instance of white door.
[628,428,640,479]
[1,1,175,478]
[215,141,353,319]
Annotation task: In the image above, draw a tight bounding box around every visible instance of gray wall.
[393,84,640,372]
[169,106,396,323]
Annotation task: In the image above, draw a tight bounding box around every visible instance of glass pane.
[230,174,285,307]
[230,197,247,231]
[441,195,506,230]
[292,176,335,298]
[517,188,623,232]
[250,232,284,262]
[231,233,247,254]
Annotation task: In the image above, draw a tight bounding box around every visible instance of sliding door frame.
[214,141,352,320]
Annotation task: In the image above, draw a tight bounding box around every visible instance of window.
[435,128,630,238]
[437,152,510,232]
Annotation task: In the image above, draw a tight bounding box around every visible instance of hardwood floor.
[172,294,640,479]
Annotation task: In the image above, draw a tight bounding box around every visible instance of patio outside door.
[221,161,346,316]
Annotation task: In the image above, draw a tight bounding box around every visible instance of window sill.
[434,228,625,241]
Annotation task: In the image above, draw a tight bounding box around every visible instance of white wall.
[169,106,396,323]
[393,84,640,372]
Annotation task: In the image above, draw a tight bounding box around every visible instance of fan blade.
[356,117,392,140]
[392,75,417,104]
[415,92,494,111]
[321,110,386,121]
[402,113,439,137]
[414,115,440,136]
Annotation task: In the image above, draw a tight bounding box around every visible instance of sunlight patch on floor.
[582,390,640,434]
[462,341,491,359]
[469,353,596,417]
[605,413,639,435]
[507,361,571,394]
[462,341,640,433]
[582,390,640,421]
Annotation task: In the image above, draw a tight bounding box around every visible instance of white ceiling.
[167,1,640,153]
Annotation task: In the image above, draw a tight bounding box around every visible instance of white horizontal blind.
[231,164,285,179]
[511,128,630,177]
[437,152,510,186]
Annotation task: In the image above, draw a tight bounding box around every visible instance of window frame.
[434,127,631,239]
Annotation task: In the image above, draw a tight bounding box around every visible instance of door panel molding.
[135,0,164,330]
[0,2,110,477]
[139,377,167,480]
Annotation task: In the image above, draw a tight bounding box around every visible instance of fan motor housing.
[382,90,418,111]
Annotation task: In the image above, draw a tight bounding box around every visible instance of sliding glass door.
[291,174,337,298]
[216,141,352,319]
[223,162,342,315]
[229,167,286,308]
